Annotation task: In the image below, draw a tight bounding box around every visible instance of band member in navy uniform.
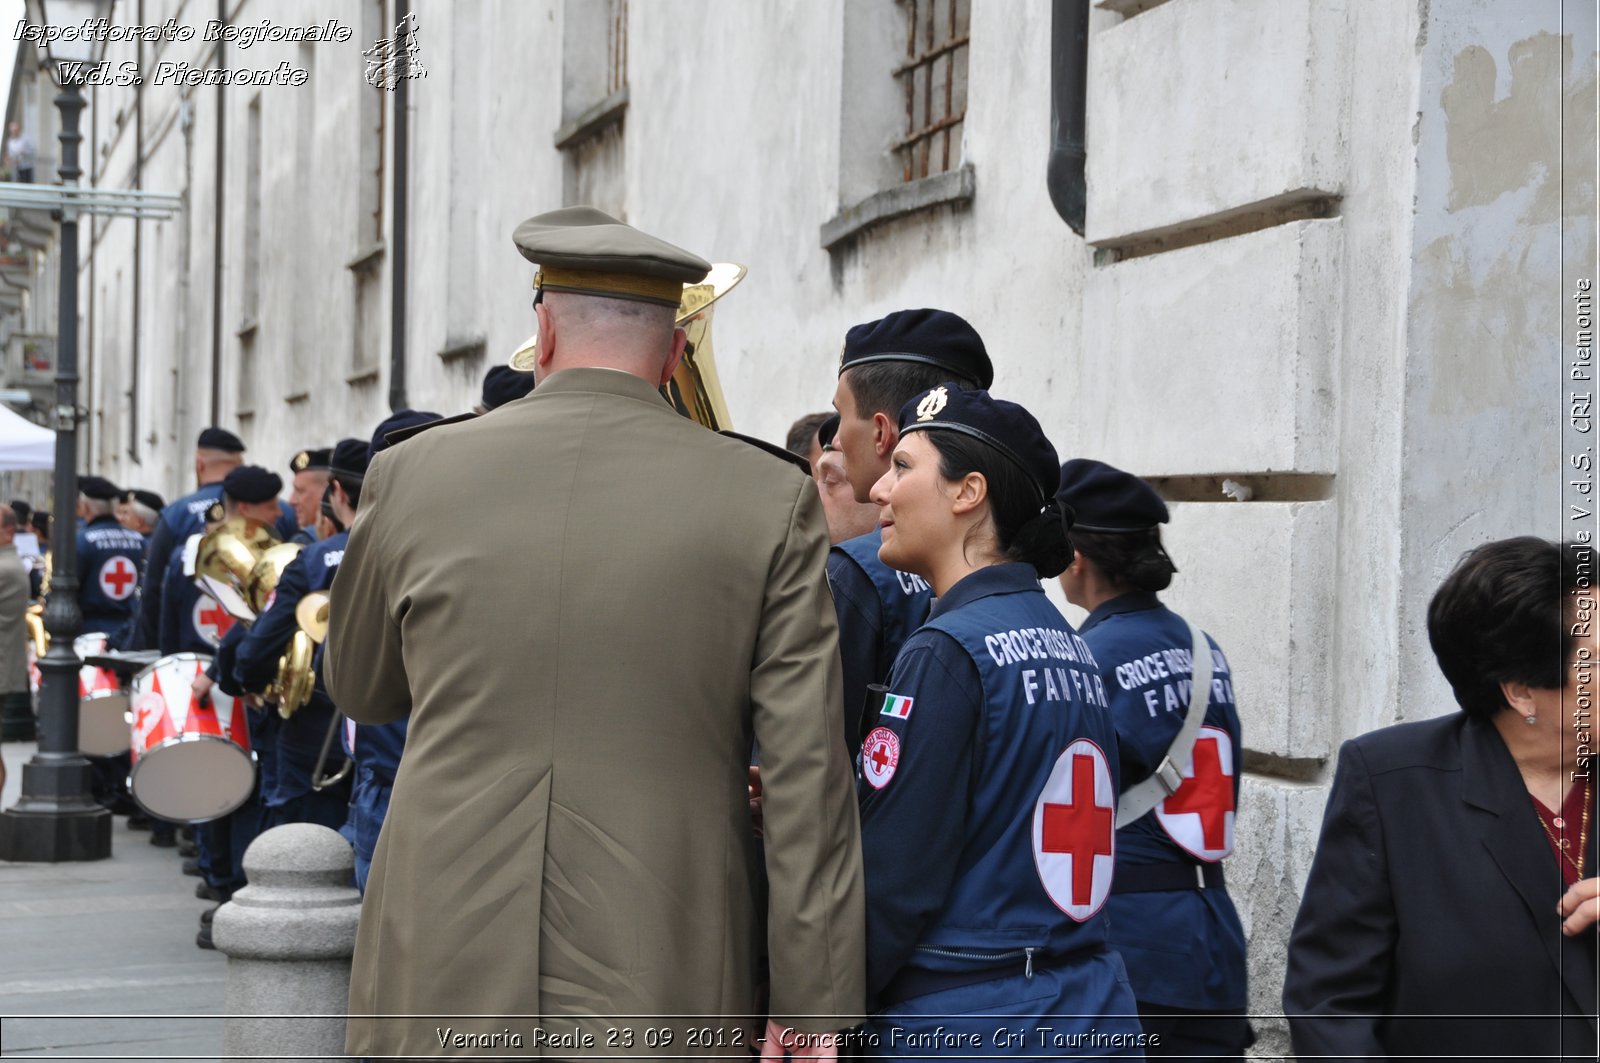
[74,476,146,635]
[74,475,146,815]
[124,428,296,653]
[856,387,1143,1055]
[1056,459,1250,1061]
[829,309,993,750]
[286,447,332,546]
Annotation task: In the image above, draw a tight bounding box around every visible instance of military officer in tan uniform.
[326,207,865,1061]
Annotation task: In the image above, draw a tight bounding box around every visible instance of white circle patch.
[862,726,901,790]
[192,594,233,647]
[1032,738,1115,922]
[1153,725,1236,862]
[98,555,138,600]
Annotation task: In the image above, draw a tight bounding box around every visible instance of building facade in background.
[0,0,1594,1052]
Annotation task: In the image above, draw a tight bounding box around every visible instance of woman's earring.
[1525,713,1538,726]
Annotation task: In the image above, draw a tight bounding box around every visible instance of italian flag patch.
[880,692,914,720]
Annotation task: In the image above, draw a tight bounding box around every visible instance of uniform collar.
[1079,590,1163,634]
[88,514,121,527]
[533,366,675,410]
[928,562,1039,619]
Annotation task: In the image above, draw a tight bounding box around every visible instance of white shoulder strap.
[1115,618,1214,829]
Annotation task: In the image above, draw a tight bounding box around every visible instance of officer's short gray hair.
[127,500,159,527]
[80,496,114,518]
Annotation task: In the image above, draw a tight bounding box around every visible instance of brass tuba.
[506,262,748,432]
[195,518,281,624]
[295,591,352,789]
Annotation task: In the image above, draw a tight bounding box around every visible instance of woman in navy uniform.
[856,387,1144,1057]
[1054,460,1250,1061]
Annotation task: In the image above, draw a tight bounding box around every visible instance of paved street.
[0,740,225,1061]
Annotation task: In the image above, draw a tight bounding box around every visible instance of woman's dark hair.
[926,432,1073,578]
[1071,529,1176,594]
[1427,536,1593,721]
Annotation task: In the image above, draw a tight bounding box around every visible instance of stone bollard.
[212,823,361,1062]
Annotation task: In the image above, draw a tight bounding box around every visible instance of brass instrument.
[296,590,351,789]
[195,518,280,624]
[506,261,748,432]
[666,262,745,431]
[25,603,47,657]
[247,543,304,616]
[272,589,326,721]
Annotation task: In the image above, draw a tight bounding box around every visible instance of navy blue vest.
[1079,592,1247,1010]
[892,568,1120,968]
[76,516,146,633]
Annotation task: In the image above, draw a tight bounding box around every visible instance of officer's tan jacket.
[326,367,865,1059]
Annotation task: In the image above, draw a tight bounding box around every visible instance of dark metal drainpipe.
[1048,0,1089,235]
[130,0,143,462]
[389,0,411,413]
[209,0,225,425]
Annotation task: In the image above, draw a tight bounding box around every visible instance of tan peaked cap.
[512,206,711,308]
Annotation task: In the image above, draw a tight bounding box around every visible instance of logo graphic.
[879,692,914,720]
[98,555,138,600]
[862,726,901,790]
[1154,726,1236,862]
[1033,738,1115,921]
[915,386,949,422]
[364,11,427,91]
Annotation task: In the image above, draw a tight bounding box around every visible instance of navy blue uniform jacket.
[1284,713,1598,1062]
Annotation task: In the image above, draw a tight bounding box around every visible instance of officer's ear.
[658,327,688,389]
[871,412,898,459]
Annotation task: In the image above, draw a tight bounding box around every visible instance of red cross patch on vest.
[1153,725,1236,862]
[98,555,138,600]
[862,726,901,790]
[1032,738,1115,921]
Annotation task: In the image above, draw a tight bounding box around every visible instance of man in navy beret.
[287,448,333,546]
[827,308,994,752]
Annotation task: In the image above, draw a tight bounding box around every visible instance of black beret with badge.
[329,437,371,480]
[221,465,283,504]
[79,475,122,501]
[290,447,333,474]
[512,206,711,308]
[1054,458,1169,533]
[839,308,994,389]
[897,386,1061,503]
[197,427,246,453]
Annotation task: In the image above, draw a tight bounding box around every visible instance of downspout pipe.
[209,0,225,425]
[388,0,410,413]
[1048,0,1089,236]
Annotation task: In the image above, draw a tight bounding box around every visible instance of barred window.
[895,0,970,182]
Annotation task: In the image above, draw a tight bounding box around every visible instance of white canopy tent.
[0,403,54,470]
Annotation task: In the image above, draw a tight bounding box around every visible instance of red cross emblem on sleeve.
[1032,738,1115,921]
[193,595,234,647]
[98,556,138,600]
[1153,725,1236,862]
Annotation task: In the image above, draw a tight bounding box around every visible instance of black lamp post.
[0,0,115,862]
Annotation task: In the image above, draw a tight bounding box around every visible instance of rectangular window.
[895,0,970,182]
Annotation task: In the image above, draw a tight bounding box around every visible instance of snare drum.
[128,652,256,823]
[74,632,131,757]
[74,633,120,698]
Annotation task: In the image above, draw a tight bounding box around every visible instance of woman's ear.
[950,471,988,516]
[1499,678,1536,719]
